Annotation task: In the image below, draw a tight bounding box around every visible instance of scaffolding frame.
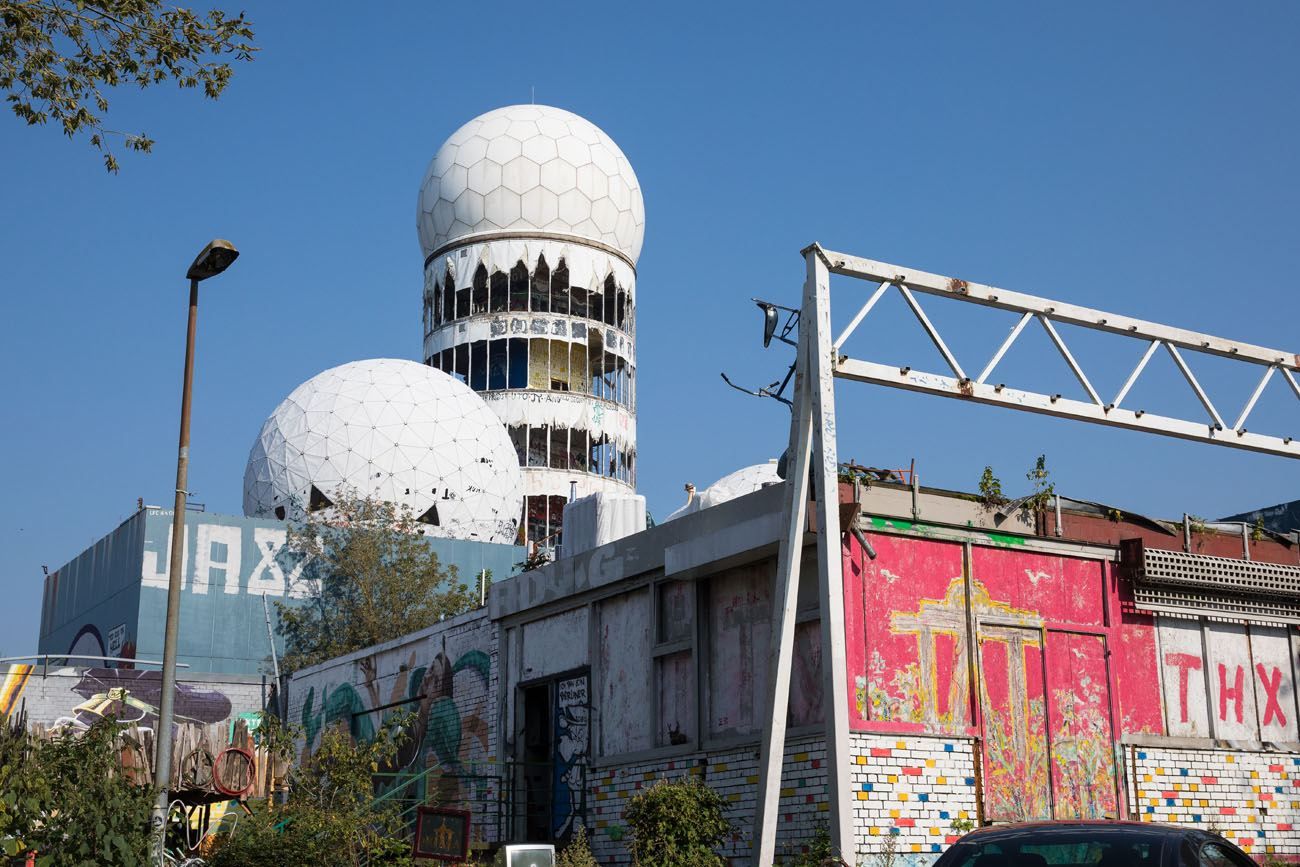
[753,243,1300,865]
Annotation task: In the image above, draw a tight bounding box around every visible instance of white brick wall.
[1127,745,1300,860]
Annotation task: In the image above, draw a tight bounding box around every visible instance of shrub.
[557,825,599,867]
[623,777,730,867]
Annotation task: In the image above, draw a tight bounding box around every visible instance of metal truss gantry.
[754,244,1300,865]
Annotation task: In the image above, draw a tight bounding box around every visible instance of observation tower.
[416,105,644,546]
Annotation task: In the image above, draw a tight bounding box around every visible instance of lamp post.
[150,239,239,863]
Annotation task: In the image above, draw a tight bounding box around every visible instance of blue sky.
[3,1,1298,654]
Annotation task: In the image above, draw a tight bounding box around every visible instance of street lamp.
[151,239,238,863]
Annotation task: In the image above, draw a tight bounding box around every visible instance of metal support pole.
[151,277,199,863]
[754,281,816,865]
[261,593,284,718]
[805,248,855,862]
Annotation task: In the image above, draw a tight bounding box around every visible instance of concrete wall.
[39,508,524,676]
[0,663,265,732]
[287,608,501,846]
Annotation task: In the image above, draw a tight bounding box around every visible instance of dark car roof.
[958,820,1202,840]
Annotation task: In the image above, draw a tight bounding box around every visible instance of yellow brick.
[912,844,922,853]
[746,775,759,785]
[643,772,655,780]
[899,793,909,802]
[1149,799,1159,807]
[857,791,869,801]
[793,753,809,762]
[1191,784,1199,791]
[896,741,907,750]
[1251,770,1259,778]
[926,759,935,768]
[1143,775,1152,782]
[782,788,795,798]
[1198,800,1208,808]
[930,827,942,836]
[1226,756,1235,763]
[959,811,969,820]
[728,793,741,802]
[714,763,728,772]
[817,802,828,812]
[869,827,880,836]
[889,775,899,784]
[857,756,867,765]
[890,809,900,819]
[937,777,947,785]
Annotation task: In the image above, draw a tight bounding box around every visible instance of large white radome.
[417,105,645,263]
[243,359,523,544]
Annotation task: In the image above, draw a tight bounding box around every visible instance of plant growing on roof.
[1252,516,1267,542]
[977,466,1007,511]
[1023,454,1054,514]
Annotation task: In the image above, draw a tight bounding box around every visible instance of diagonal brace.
[976,311,1033,385]
[1164,343,1226,430]
[1038,315,1102,406]
[899,285,966,380]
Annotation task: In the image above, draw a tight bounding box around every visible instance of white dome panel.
[243,359,522,544]
[417,105,644,263]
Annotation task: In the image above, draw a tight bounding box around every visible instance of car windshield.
[941,829,1166,867]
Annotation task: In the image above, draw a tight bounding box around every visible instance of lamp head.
[186,239,239,281]
[757,301,778,348]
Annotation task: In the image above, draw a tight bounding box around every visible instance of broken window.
[627,450,636,486]
[510,258,530,311]
[569,428,587,471]
[308,485,333,513]
[531,255,550,313]
[429,286,439,331]
[548,339,571,390]
[472,264,489,315]
[469,340,487,391]
[569,268,589,319]
[588,434,604,476]
[508,425,527,465]
[528,425,548,467]
[548,494,568,546]
[526,494,547,545]
[549,426,569,469]
[490,268,508,313]
[507,337,528,388]
[455,277,471,321]
[588,335,604,398]
[453,344,469,384]
[488,339,507,390]
[443,266,456,322]
[603,274,617,326]
[416,504,440,526]
[588,281,602,324]
[551,259,570,316]
[616,286,627,330]
[528,339,549,390]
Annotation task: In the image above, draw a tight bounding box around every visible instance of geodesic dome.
[243,359,523,543]
[416,104,645,263]
[665,460,783,522]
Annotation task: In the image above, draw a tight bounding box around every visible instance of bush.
[557,825,598,867]
[623,777,730,867]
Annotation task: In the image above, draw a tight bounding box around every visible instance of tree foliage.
[207,714,416,867]
[0,715,155,866]
[624,777,730,867]
[277,491,478,673]
[0,0,256,171]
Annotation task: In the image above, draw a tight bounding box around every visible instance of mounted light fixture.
[185,239,240,282]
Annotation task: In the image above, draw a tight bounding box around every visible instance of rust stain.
[949,278,970,294]
[958,378,975,397]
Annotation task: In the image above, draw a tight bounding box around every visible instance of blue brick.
[1258,831,1266,838]
[964,777,976,786]
[861,783,873,792]
[1276,786,1284,794]
[944,743,954,752]
[1180,768,1189,776]
[932,845,942,853]
[919,793,929,802]
[890,827,901,836]
[1146,806,1155,814]
[940,811,950,820]
[1193,815,1202,823]
[1138,752,1147,760]
[1165,799,1175,807]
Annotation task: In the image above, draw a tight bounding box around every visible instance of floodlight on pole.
[150,238,238,865]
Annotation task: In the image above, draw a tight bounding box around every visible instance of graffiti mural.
[1,664,32,718]
[53,669,233,732]
[552,674,589,838]
[293,619,497,842]
[845,534,1150,821]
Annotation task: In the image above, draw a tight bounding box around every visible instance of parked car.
[932,821,1258,867]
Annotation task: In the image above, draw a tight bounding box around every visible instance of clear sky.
[3,1,1298,655]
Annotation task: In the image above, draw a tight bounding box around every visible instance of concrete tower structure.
[416,105,644,546]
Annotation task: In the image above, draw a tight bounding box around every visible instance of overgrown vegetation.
[873,832,898,867]
[1,0,257,171]
[277,491,478,673]
[1023,454,1054,514]
[623,777,730,867]
[206,713,416,867]
[782,826,833,866]
[977,466,1007,510]
[0,715,154,866]
[557,825,599,867]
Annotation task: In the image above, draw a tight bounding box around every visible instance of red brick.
[903,767,923,776]
[896,819,916,828]
[871,748,892,757]
[1219,807,1236,815]
[1201,777,1218,785]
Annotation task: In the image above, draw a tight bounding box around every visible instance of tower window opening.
[616,286,627,330]
[589,281,603,324]
[274,505,286,520]
[550,425,569,469]
[530,256,550,313]
[511,257,532,311]
[548,338,572,391]
[569,343,588,395]
[308,485,333,513]
[453,343,469,385]
[443,267,456,323]
[525,494,547,545]
[508,424,527,465]
[588,334,605,398]
[552,260,570,316]
[432,283,442,329]
[488,339,508,390]
[455,282,470,321]
[469,340,487,391]
[570,428,588,472]
[603,274,617,326]
[490,268,508,313]
[528,338,550,390]
[472,264,488,315]
[528,425,549,467]
[548,494,567,546]
[507,337,528,388]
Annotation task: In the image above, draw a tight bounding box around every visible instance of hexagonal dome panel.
[416,105,645,263]
[243,359,523,544]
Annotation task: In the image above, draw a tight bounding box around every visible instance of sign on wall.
[412,807,471,861]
